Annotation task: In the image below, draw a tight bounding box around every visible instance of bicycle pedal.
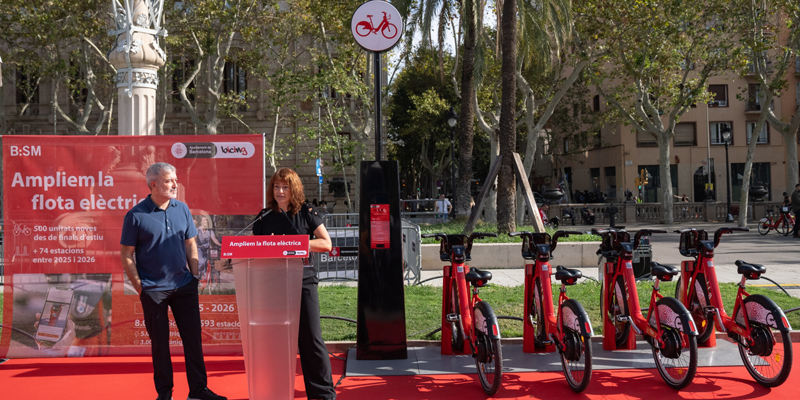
[704,306,717,315]
[541,340,554,345]
[616,315,630,322]
[446,313,460,322]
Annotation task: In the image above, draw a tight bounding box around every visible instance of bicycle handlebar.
[713,227,749,248]
[551,230,582,253]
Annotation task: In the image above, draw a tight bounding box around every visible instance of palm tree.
[496,0,572,233]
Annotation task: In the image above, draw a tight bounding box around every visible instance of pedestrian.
[120,162,227,400]
[252,168,337,400]
[435,194,452,223]
[791,184,800,238]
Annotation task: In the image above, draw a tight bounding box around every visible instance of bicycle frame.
[600,230,696,351]
[676,228,791,348]
[441,256,476,355]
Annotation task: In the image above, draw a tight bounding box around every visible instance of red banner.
[1,135,263,358]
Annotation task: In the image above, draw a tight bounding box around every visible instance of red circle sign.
[351,1,404,52]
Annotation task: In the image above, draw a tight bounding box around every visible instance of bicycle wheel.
[609,275,631,347]
[735,298,793,387]
[758,219,771,235]
[529,278,547,345]
[683,274,713,344]
[559,300,593,392]
[355,22,372,37]
[381,22,398,39]
[450,282,465,351]
[474,303,503,395]
[777,216,790,236]
[650,298,698,390]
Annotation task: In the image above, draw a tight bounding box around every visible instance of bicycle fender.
[650,297,698,336]
[474,301,502,340]
[560,299,594,338]
[734,294,792,332]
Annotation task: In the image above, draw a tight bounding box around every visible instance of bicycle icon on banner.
[354,12,398,39]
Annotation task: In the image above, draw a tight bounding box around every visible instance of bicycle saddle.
[466,267,492,286]
[650,262,679,281]
[555,265,582,285]
[735,260,766,279]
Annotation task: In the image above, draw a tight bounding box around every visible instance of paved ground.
[321,220,800,298]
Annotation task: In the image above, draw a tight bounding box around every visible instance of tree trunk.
[484,136,500,223]
[738,114,768,228]
[657,134,674,224]
[497,0,517,234]
[782,130,799,195]
[455,0,477,217]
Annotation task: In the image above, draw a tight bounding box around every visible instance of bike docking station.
[600,258,639,351]
[351,1,408,361]
[677,257,717,349]
[220,234,309,400]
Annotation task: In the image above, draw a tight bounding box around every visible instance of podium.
[222,235,310,400]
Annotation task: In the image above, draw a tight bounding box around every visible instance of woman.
[252,168,336,400]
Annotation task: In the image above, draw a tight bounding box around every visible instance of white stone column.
[109,0,166,136]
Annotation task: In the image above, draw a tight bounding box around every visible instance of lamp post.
[446,107,458,213]
[722,124,733,222]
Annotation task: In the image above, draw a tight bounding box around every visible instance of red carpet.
[1,343,798,399]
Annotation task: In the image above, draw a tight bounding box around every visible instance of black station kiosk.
[352,1,408,360]
[356,161,407,360]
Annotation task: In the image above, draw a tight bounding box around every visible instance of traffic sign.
[315,159,322,176]
[319,175,323,185]
[351,1,404,52]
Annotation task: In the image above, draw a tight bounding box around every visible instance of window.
[223,61,247,97]
[68,56,88,105]
[674,122,696,146]
[593,130,602,148]
[638,164,678,203]
[593,95,601,112]
[563,138,570,153]
[15,66,40,115]
[708,85,728,107]
[709,122,733,145]
[746,122,769,144]
[590,168,600,193]
[605,167,617,199]
[637,130,657,147]
[747,84,762,111]
[172,58,196,103]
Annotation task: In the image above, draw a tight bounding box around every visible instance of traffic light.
[634,169,649,190]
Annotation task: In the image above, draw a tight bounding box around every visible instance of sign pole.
[374,51,382,161]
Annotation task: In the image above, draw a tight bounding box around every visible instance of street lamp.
[446,107,458,213]
[721,124,733,222]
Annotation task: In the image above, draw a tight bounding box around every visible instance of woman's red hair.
[267,168,305,215]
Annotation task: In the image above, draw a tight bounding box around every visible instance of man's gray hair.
[146,162,177,187]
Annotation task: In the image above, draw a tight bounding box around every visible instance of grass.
[319,281,800,342]
[419,220,601,244]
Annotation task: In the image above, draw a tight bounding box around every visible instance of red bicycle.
[423,232,503,395]
[674,227,793,387]
[511,230,593,392]
[595,228,699,389]
[758,206,795,236]
[354,12,398,39]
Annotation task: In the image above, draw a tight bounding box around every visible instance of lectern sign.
[221,235,310,259]
[351,1,404,52]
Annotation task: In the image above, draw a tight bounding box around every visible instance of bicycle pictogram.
[13,223,32,236]
[355,12,398,39]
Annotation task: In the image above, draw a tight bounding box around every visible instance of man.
[120,163,226,400]
[581,203,595,225]
[791,184,800,238]
[435,194,452,222]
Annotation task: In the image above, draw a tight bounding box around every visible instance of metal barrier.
[314,216,422,285]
